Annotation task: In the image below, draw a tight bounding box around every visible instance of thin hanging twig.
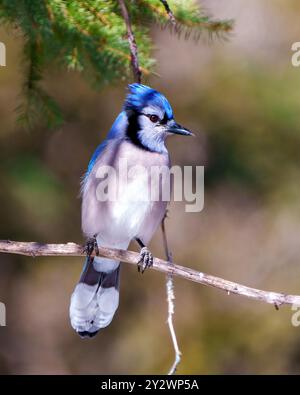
[161,215,182,375]
[118,0,142,83]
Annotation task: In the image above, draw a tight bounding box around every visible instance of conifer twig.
[159,0,176,24]
[118,0,142,83]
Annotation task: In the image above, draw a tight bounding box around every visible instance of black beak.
[167,122,194,136]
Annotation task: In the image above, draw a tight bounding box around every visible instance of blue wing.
[84,111,128,178]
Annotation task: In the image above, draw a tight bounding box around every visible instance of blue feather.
[85,111,128,177]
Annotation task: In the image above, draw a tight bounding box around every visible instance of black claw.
[137,247,153,274]
[84,235,99,257]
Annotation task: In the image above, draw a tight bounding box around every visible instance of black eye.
[149,114,159,123]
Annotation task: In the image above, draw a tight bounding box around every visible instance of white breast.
[112,175,150,235]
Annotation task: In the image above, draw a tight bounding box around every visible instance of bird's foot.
[83,235,99,258]
[137,247,153,274]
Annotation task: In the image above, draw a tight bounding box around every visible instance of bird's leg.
[135,238,153,274]
[83,234,99,259]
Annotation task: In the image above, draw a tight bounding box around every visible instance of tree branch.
[160,0,176,24]
[0,240,299,308]
[118,0,142,83]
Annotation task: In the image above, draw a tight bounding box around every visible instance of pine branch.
[0,0,233,127]
[159,0,176,24]
[0,240,299,308]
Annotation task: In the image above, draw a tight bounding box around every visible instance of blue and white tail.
[69,256,120,338]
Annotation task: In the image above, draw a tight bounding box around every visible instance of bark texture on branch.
[0,240,299,307]
[118,0,142,83]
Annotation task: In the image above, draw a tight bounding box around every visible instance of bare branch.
[0,240,299,308]
[161,216,181,375]
[118,0,142,83]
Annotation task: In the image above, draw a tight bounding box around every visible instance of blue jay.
[70,84,193,338]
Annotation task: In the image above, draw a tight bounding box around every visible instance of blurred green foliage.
[0,0,232,127]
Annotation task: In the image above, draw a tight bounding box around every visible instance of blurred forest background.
[1,0,300,374]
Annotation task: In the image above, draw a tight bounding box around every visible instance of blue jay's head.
[124,84,193,153]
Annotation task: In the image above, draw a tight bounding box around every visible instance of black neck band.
[125,111,152,152]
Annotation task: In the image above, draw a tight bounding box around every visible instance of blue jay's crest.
[125,83,173,120]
